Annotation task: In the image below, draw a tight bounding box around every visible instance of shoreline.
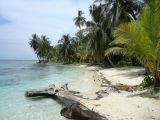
[77,65,160,120]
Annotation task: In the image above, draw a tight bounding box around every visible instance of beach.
[77,66,160,120]
[1,0,160,120]
[1,60,159,120]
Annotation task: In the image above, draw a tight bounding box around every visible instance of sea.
[0,60,89,120]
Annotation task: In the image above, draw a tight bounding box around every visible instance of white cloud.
[0,0,93,59]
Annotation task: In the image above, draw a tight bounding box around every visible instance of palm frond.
[105,47,124,56]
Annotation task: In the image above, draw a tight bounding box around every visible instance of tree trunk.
[144,65,150,75]
[152,61,160,88]
[25,84,107,120]
[37,55,41,63]
[107,56,114,67]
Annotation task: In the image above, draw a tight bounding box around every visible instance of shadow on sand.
[127,88,160,99]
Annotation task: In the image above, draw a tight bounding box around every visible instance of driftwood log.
[112,84,141,92]
[25,83,107,120]
[101,84,141,92]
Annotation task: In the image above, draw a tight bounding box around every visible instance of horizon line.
[0,59,37,61]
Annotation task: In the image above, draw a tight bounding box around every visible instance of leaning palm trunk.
[37,55,41,63]
[107,56,114,67]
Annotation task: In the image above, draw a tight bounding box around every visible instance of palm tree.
[29,34,52,62]
[94,0,143,29]
[74,30,88,62]
[47,47,57,61]
[85,5,108,62]
[58,34,75,63]
[106,0,160,88]
[39,35,51,61]
[82,0,142,65]
[29,34,39,51]
[29,34,41,61]
[73,10,86,29]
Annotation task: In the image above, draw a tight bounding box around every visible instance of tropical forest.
[29,0,160,88]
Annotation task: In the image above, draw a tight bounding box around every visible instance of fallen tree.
[101,83,141,92]
[100,76,142,92]
[25,83,107,120]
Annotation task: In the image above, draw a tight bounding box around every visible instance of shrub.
[116,60,133,67]
[141,75,153,88]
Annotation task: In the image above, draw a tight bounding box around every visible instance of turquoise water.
[0,60,86,120]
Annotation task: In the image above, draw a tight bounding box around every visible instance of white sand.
[100,67,144,86]
[79,64,87,68]
[79,66,160,120]
[92,92,160,120]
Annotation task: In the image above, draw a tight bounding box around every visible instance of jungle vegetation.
[29,0,160,87]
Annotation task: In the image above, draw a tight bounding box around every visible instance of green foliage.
[94,0,143,32]
[116,60,133,67]
[73,10,86,29]
[85,5,109,62]
[29,34,52,62]
[106,0,160,87]
[83,0,143,63]
[141,76,153,88]
[29,0,144,66]
[57,34,76,63]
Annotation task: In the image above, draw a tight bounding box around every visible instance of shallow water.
[0,60,87,120]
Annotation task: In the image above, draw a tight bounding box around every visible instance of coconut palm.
[94,0,144,30]
[29,34,41,61]
[106,0,160,87]
[75,30,87,62]
[47,47,57,61]
[29,34,39,51]
[58,34,75,63]
[84,0,143,65]
[85,5,108,62]
[73,10,86,29]
[29,34,52,62]
[39,35,51,60]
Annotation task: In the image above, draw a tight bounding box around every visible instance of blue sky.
[0,0,93,60]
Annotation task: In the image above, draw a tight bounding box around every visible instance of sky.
[0,0,93,60]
